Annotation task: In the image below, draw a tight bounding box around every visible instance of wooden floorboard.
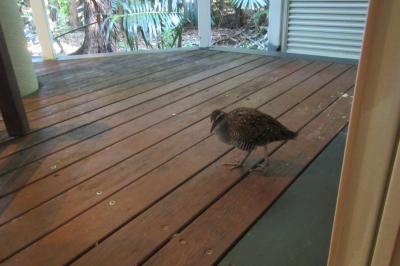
[0,57,297,254]
[0,56,272,216]
[25,51,206,114]
[0,58,297,207]
[0,51,239,148]
[218,129,347,266]
[2,51,201,130]
[29,51,197,98]
[32,50,196,78]
[0,55,264,180]
[27,54,164,105]
[69,73,355,266]
[0,50,223,133]
[18,52,227,125]
[0,55,265,169]
[0,58,301,257]
[25,50,211,110]
[143,91,353,266]
[0,50,356,265]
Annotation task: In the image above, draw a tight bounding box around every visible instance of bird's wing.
[228,108,288,142]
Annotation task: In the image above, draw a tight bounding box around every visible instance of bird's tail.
[286,129,298,140]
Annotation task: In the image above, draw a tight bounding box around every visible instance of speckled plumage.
[210,107,297,169]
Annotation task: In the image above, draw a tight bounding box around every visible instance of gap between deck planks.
[0,58,356,264]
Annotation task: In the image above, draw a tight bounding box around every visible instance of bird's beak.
[210,121,217,133]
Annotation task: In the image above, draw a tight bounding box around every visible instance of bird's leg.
[264,144,270,166]
[250,145,270,172]
[224,150,252,169]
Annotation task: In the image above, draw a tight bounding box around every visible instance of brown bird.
[210,107,297,170]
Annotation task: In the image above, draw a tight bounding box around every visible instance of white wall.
[0,0,39,96]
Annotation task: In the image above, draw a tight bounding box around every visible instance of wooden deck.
[0,50,355,265]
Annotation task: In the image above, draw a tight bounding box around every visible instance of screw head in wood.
[205,249,214,255]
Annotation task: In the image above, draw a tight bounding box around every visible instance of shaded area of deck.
[0,50,355,265]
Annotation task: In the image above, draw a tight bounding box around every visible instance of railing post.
[328,0,400,264]
[198,0,212,48]
[0,24,30,136]
[268,0,284,51]
[31,0,56,60]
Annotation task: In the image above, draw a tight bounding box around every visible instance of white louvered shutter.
[284,0,369,59]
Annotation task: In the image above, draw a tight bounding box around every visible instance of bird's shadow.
[244,158,300,178]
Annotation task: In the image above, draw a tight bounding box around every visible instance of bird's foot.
[249,161,269,172]
[223,161,243,170]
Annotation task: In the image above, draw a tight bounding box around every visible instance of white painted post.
[268,0,284,51]
[31,0,56,59]
[198,0,212,48]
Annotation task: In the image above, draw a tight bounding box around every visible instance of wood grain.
[0,51,356,265]
[0,55,262,172]
[0,52,243,157]
[73,83,354,266]
[0,59,308,261]
[144,90,354,266]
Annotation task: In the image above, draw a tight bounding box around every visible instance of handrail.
[53,21,97,40]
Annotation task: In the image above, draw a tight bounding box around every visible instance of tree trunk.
[69,0,79,27]
[73,0,116,54]
[193,0,198,26]
[168,0,173,11]
[234,8,244,28]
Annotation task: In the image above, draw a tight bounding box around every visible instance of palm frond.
[101,0,183,49]
[230,0,268,9]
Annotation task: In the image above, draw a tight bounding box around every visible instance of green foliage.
[17,0,32,25]
[101,0,184,50]
[251,8,268,32]
[48,0,70,17]
[230,0,268,9]
[17,0,28,9]
[252,9,267,22]
[159,28,176,48]
[47,0,73,34]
